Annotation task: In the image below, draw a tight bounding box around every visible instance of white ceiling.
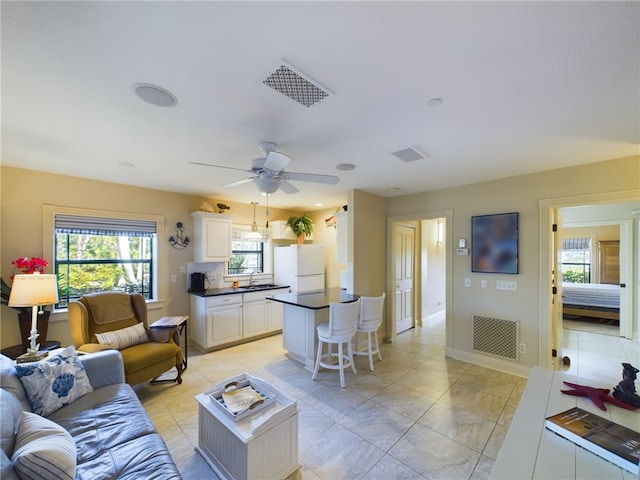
[2,1,639,211]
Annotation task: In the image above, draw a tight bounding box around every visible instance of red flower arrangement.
[11,257,48,277]
[1,257,50,313]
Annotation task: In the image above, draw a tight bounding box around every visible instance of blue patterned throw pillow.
[14,346,93,417]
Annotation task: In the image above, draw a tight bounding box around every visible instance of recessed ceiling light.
[132,83,178,107]
[315,203,323,207]
[118,161,135,168]
[387,187,400,192]
[427,97,443,108]
[336,163,356,171]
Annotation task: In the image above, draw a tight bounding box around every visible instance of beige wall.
[352,190,387,297]
[386,155,639,374]
[422,218,446,320]
[0,166,300,348]
[564,225,619,242]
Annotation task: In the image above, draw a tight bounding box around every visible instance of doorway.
[540,192,639,369]
[387,211,453,348]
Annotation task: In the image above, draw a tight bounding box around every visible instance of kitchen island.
[267,288,359,371]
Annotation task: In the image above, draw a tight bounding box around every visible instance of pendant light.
[247,202,263,240]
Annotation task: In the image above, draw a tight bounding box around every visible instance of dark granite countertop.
[190,284,289,297]
[266,287,359,310]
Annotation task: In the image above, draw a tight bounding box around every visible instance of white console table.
[491,367,639,479]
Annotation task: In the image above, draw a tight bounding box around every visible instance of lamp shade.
[8,274,58,307]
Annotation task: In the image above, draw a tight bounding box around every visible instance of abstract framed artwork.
[471,212,519,274]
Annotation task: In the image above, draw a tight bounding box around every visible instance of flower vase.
[18,310,50,352]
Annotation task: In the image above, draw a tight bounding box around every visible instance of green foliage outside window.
[56,233,152,306]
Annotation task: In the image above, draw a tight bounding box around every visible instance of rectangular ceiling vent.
[263,64,330,108]
[391,147,428,163]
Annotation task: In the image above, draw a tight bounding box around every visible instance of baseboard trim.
[445,347,531,378]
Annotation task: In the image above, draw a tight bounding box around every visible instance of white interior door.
[394,224,415,334]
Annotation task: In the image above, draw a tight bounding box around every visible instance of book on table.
[545,406,640,474]
[221,386,264,414]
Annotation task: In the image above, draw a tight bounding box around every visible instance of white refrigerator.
[274,244,325,293]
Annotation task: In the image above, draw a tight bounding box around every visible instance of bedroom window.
[561,237,592,283]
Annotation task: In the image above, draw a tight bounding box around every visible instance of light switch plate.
[496,280,517,291]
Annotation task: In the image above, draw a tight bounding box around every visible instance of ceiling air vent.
[263,64,330,108]
[391,147,429,163]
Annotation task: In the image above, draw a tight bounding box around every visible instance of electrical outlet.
[464,278,471,287]
[170,275,177,283]
[481,279,488,288]
[179,265,185,274]
[519,343,526,354]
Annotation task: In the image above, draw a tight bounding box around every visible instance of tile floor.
[561,321,640,386]
[133,315,638,479]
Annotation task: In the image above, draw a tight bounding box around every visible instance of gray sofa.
[1,350,181,479]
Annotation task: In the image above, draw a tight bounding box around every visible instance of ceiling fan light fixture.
[256,177,281,194]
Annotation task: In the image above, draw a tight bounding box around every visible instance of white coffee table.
[195,375,299,480]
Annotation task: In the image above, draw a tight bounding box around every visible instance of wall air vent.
[472,315,519,361]
[263,64,330,108]
[391,147,429,163]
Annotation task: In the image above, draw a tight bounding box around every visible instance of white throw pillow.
[11,411,76,480]
[95,322,149,350]
[14,346,93,417]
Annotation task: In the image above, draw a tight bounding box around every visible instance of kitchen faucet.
[249,270,260,287]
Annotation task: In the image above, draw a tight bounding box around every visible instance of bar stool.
[353,293,385,371]
[312,299,360,388]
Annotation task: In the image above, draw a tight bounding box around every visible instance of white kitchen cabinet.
[191,211,235,263]
[242,291,268,338]
[269,220,296,241]
[266,288,288,332]
[269,220,313,241]
[242,288,289,337]
[191,287,290,351]
[191,295,242,350]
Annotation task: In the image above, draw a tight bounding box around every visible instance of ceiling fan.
[189,142,339,194]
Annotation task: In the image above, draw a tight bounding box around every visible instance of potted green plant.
[286,214,313,244]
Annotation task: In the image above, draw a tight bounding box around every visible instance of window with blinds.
[54,214,157,307]
[561,237,592,283]
[227,226,269,276]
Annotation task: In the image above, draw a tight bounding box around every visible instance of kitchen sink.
[240,284,285,290]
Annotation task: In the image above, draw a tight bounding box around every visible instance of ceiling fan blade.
[281,171,339,185]
[263,151,290,173]
[189,162,252,173]
[279,180,300,194]
[221,177,257,188]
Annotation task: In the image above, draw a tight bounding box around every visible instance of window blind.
[55,214,157,237]
[562,238,591,251]
[232,225,269,242]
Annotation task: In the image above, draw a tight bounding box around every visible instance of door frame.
[539,190,639,368]
[386,210,453,345]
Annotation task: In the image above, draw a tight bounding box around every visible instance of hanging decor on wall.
[169,222,190,250]
[471,212,518,274]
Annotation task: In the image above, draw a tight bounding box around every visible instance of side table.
[150,316,188,383]
[0,341,62,361]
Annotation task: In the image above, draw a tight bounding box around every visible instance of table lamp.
[8,274,58,362]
